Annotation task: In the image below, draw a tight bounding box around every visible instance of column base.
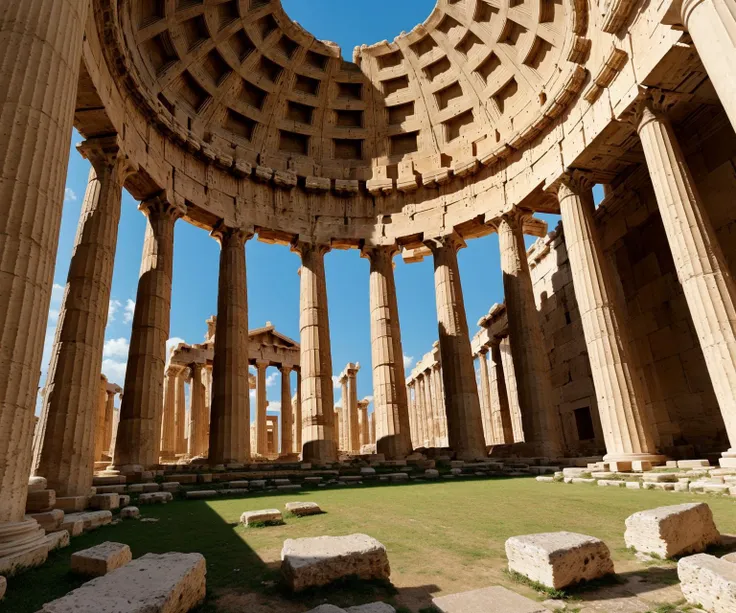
[719,449,736,468]
[0,519,49,575]
[603,452,667,465]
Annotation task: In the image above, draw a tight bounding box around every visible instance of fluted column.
[556,170,662,461]
[499,337,524,442]
[293,242,336,462]
[340,375,349,451]
[681,0,736,133]
[254,360,269,457]
[35,139,133,496]
[174,368,187,455]
[347,364,360,452]
[280,365,293,456]
[414,376,425,447]
[477,350,494,446]
[489,341,515,444]
[94,375,109,463]
[187,363,207,457]
[334,407,342,451]
[295,370,303,453]
[209,224,252,464]
[426,234,486,460]
[370,411,376,444]
[359,400,370,446]
[103,385,119,458]
[112,195,185,472]
[497,211,564,457]
[160,365,178,460]
[407,381,417,447]
[362,245,412,458]
[637,95,736,463]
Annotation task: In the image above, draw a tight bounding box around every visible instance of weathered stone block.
[678,460,710,469]
[63,511,112,532]
[0,575,5,600]
[89,494,120,511]
[45,530,70,551]
[624,503,720,558]
[54,496,87,512]
[505,532,614,589]
[26,489,56,512]
[241,509,283,526]
[433,586,551,612]
[632,461,652,472]
[120,506,140,519]
[162,482,180,492]
[678,554,736,612]
[38,552,206,612]
[71,542,132,577]
[281,534,390,591]
[60,517,84,537]
[185,490,217,499]
[27,509,64,533]
[28,476,48,492]
[138,492,172,504]
[643,473,677,483]
[285,502,322,517]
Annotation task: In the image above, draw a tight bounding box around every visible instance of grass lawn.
[3,477,735,612]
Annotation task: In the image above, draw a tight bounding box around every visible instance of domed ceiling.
[120,0,588,194]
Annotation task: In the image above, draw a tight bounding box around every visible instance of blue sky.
[43,1,579,426]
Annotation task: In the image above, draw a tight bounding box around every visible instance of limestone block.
[95,485,127,494]
[45,530,70,551]
[277,485,302,491]
[632,461,652,472]
[273,479,291,486]
[304,477,323,484]
[346,604,396,613]
[71,542,132,577]
[89,494,120,511]
[250,480,266,489]
[119,495,131,507]
[433,586,551,613]
[93,476,127,486]
[360,468,376,476]
[225,481,249,488]
[64,511,113,532]
[26,489,56,513]
[120,507,140,519]
[54,497,87,512]
[571,478,596,484]
[162,482,180,492]
[625,482,642,490]
[387,473,409,482]
[608,461,632,472]
[562,468,588,478]
[624,503,720,558]
[138,492,172,504]
[285,502,322,517]
[678,460,710,468]
[597,479,625,487]
[536,476,555,483]
[224,488,249,496]
[28,476,48,492]
[505,532,614,589]
[165,474,196,484]
[27,509,64,533]
[281,534,389,591]
[197,474,212,483]
[60,517,84,537]
[240,509,283,526]
[425,469,440,479]
[38,552,206,613]
[0,575,5,600]
[185,490,217,499]
[127,483,160,493]
[678,554,736,612]
[643,473,678,483]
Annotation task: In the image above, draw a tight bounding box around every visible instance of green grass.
[3,477,736,612]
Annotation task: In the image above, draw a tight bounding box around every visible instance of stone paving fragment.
[241,509,283,526]
[120,506,140,519]
[678,553,736,613]
[285,502,322,516]
[433,586,551,612]
[71,541,132,577]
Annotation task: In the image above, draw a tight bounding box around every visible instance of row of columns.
[338,363,361,452]
[407,364,449,449]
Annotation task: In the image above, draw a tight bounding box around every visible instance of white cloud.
[123,299,135,323]
[103,337,130,359]
[332,375,342,390]
[403,354,414,368]
[266,371,279,387]
[102,358,127,384]
[267,401,281,414]
[108,299,121,322]
[64,187,77,202]
[166,337,186,358]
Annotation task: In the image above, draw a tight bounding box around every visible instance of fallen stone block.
[277,484,302,491]
[241,509,283,526]
[26,489,56,513]
[678,460,710,469]
[89,494,120,511]
[360,468,376,476]
[161,482,180,492]
[225,481,249,488]
[38,552,206,612]
[571,478,596,484]
[433,586,551,613]
[63,510,112,532]
[597,479,625,487]
[185,490,217,500]
[127,483,160,493]
[119,495,131,507]
[120,506,140,519]
[632,461,652,472]
[643,482,675,491]
[28,476,48,492]
[54,496,87,513]
[138,492,172,505]
[625,481,642,490]
[45,530,70,551]
[562,468,588,478]
[71,541,132,577]
[249,480,266,489]
[165,474,196,484]
[95,485,127,495]
[285,502,322,517]
[643,473,677,483]
[197,474,212,483]
[425,469,440,479]
[223,488,249,496]
[678,553,736,612]
[702,483,731,494]
[624,503,720,558]
[505,532,614,589]
[27,509,64,533]
[535,476,555,483]
[60,516,84,537]
[387,473,409,482]
[282,533,389,592]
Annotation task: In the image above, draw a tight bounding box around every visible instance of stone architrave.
[362,246,412,458]
[280,366,294,456]
[160,365,178,460]
[636,94,736,464]
[499,337,524,443]
[112,195,185,472]
[425,233,486,460]
[255,359,269,456]
[35,138,133,497]
[496,211,563,457]
[0,0,89,573]
[174,368,187,455]
[187,363,207,458]
[477,350,494,445]
[293,242,336,463]
[209,224,252,464]
[489,341,515,445]
[556,171,662,462]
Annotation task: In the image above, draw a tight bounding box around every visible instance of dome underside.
[124,0,588,193]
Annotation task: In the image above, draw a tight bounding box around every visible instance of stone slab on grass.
[241,509,283,526]
[45,530,70,551]
[120,506,140,519]
[505,532,614,589]
[432,586,551,612]
[38,552,205,613]
[678,553,736,613]
[63,511,112,532]
[624,503,720,558]
[138,492,173,505]
[281,533,390,592]
[285,502,322,517]
[71,541,132,577]
[89,494,120,511]
[185,490,217,500]
[60,517,84,537]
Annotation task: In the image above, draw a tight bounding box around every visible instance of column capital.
[488,206,535,233]
[77,136,137,183]
[477,346,489,357]
[254,359,270,370]
[360,243,399,263]
[165,363,184,378]
[139,192,187,221]
[291,239,331,258]
[555,169,596,197]
[189,362,204,376]
[279,364,293,375]
[630,88,686,133]
[211,221,254,247]
[423,231,466,254]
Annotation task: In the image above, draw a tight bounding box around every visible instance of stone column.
[362,245,413,458]
[426,234,487,459]
[35,139,133,498]
[340,374,349,451]
[113,195,185,472]
[413,377,423,447]
[103,386,119,458]
[209,224,252,465]
[496,211,564,457]
[477,350,494,446]
[295,370,303,453]
[358,400,370,446]
[187,363,206,458]
[94,375,109,463]
[174,368,187,455]
[160,365,178,460]
[254,360,269,457]
[499,337,524,442]
[407,381,417,448]
[489,341,515,444]
[637,95,736,464]
[347,364,361,452]
[423,368,435,447]
[334,407,342,451]
[556,171,662,462]
[432,363,447,446]
[370,411,376,444]
[681,0,736,133]
[0,0,89,572]
[293,242,336,463]
[280,366,294,456]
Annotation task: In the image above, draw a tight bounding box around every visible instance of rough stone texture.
[60,517,84,538]
[285,502,322,516]
[139,492,173,505]
[120,506,140,519]
[241,509,283,525]
[678,553,736,613]
[281,534,390,591]
[25,489,56,513]
[624,503,721,558]
[89,494,120,511]
[505,532,614,589]
[38,552,206,612]
[0,575,5,600]
[64,511,112,531]
[27,509,64,533]
[45,530,70,551]
[71,541,132,577]
[433,586,551,613]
